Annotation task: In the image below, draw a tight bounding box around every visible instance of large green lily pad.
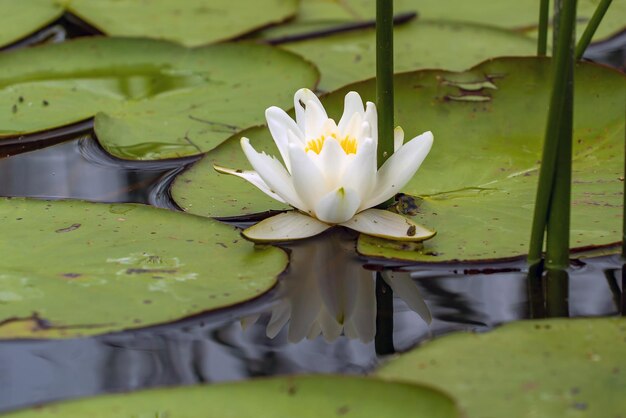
[0,198,286,339]
[4,375,458,418]
[259,0,626,44]
[172,58,625,262]
[281,20,535,92]
[0,0,63,48]
[0,37,318,160]
[0,0,298,48]
[377,317,626,417]
[68,0,298,47]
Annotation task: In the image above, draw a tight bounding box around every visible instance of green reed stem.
[527,0,577,269]
[545,68,573,270]
[622,110,626,259]
[537,0,550,56]
[575,0,612,60]
[376,0,394,169]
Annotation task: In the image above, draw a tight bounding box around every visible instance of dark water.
[0,16,624,415]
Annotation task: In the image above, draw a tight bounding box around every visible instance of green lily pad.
[0,37,318,160]
[0,0,63,48]
[281,20,536,92]
[0,0,298,48]
[67,0,298,47]
[259,0,626,44]
[172,124,288,219]
[0,197,286,339]
[377,317,626,417]
[172,58,625,263]
[4,375,459,418]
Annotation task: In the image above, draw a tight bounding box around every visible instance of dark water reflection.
[0,135,196,208]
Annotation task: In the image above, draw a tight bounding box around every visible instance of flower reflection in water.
[242,229,431,343]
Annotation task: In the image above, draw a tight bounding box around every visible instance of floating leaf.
[377,318,626,417]
[172,124,288,219]
[69,0,298,46]
[259,0,626,44]
[280,20,535,91]
[0,37,318,160]
[0,0,63,48]
[4,375,459,418]
[172,58,625,262]
[0,198,287,339]
[0,0,298,48]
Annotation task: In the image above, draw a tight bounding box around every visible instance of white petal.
[360,121,372,142]
[288,143,328,216]
[240,137,306,211]
[364,102,377,142]
[265,107,303,172]
[317,136,348,185]
[314,187,361,224]
[338,91,365,133]
[213,165,287,204]
[294,88,325,133]
[304,99,328,139]
[394,126,404,152]
[382,271,432,324]
[341,137,376,209]
[363,131,433,208]
[322,118,339,136]
[243,211,331,242]
[340,112,363,140]
[340,208,436,241]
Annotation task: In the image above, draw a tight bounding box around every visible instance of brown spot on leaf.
[336,405,350,415]
[61,273,82,279]
[126,268,177,275]
[55,223,81,233]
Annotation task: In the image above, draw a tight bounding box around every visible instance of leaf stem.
[527,0,577,269]
[575,0,612,60]
[537,0,550,56]
[376,0,394,169]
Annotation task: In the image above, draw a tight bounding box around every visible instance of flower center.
[305,133,357,155]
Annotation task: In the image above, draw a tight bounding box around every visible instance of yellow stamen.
[305,134,358,155]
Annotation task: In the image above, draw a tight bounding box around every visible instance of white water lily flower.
[215,88,435,242]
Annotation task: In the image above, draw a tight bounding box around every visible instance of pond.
[1,3,625,417]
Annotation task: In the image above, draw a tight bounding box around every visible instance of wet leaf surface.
[0,198,287,339]
[0,0,63,48]
[0,0,298,48]
[259,0,626,44]
[68,0,298,46]
[172,58,625,262]
[3,375,458,418]
[0,37,318,160]
[280,20,536,92]
[377,317,626,418]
